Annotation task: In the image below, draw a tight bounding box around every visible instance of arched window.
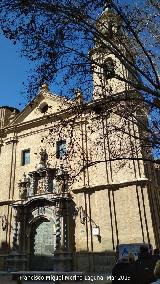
[39,102,49,113]
[102,57,115,79]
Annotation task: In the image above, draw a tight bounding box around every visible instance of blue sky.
[0,32,92,110]
[0,34,34,110]
[0,0,150,111]
[0,34,83,110]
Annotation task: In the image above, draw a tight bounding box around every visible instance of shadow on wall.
[0,241,116,273]
[0,241,10,271]
[28,249,116,273]
[73,250,116,273]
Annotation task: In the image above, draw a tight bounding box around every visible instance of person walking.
[150,260,160,284]
[135,245,156,284]
[153,249,160,262]
[112,255,136,284]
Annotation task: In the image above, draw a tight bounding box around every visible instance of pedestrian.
[150,260,160,284]
[153,249,160,262]
[135,245,156,284]
[112,255,136,283]
[128,253,135,264]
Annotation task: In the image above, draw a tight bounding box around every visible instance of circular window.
[39,102,48,114]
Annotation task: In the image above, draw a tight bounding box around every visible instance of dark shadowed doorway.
[29,218,56,271]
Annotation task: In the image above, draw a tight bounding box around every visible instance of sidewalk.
[0,275,16,284]
[0,273,112,284]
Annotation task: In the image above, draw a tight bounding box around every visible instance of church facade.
[0,9,160,273]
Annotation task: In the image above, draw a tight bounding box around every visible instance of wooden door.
[30,219,56,271]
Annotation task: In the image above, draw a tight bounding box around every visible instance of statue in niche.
[37,178,45,194]
[37,148,48,169]
[2,215,7,231]
[55,165,68,194]
[19,187,27,199]
[55,178,65,194]
[40,148,48,165]
[18,173,29,199]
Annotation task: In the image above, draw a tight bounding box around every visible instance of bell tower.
[91,6,135,100]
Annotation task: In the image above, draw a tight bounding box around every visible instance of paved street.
[0,275,16,284]
[0,274,112,284]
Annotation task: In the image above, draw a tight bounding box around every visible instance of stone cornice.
[4,108,73,134]
[14,192,72,206]
[0,193,72,207]
[1,90,145,136]
[72,177,149,193]
[0,178,150,205]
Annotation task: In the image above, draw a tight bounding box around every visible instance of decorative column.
[28,172,36,196]
[53,202,63,272]
[45,171,49,193]
[18,173,30,199]
[55,204,62,250]
[12,207,20,251]
[54,198,72,272]
[7,207,23,272]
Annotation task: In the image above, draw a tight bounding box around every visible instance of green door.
[30,219,56,271]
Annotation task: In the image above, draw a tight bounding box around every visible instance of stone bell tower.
[91,6,135,100]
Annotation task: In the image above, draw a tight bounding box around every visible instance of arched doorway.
[30,218,56,271]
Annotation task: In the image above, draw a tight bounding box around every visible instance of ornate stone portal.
[12,149,74,271]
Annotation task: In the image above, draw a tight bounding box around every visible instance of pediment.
[10,91,72,126]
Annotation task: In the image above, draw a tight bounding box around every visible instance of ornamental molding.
[72,177,149,193]
[5,136,19,145]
